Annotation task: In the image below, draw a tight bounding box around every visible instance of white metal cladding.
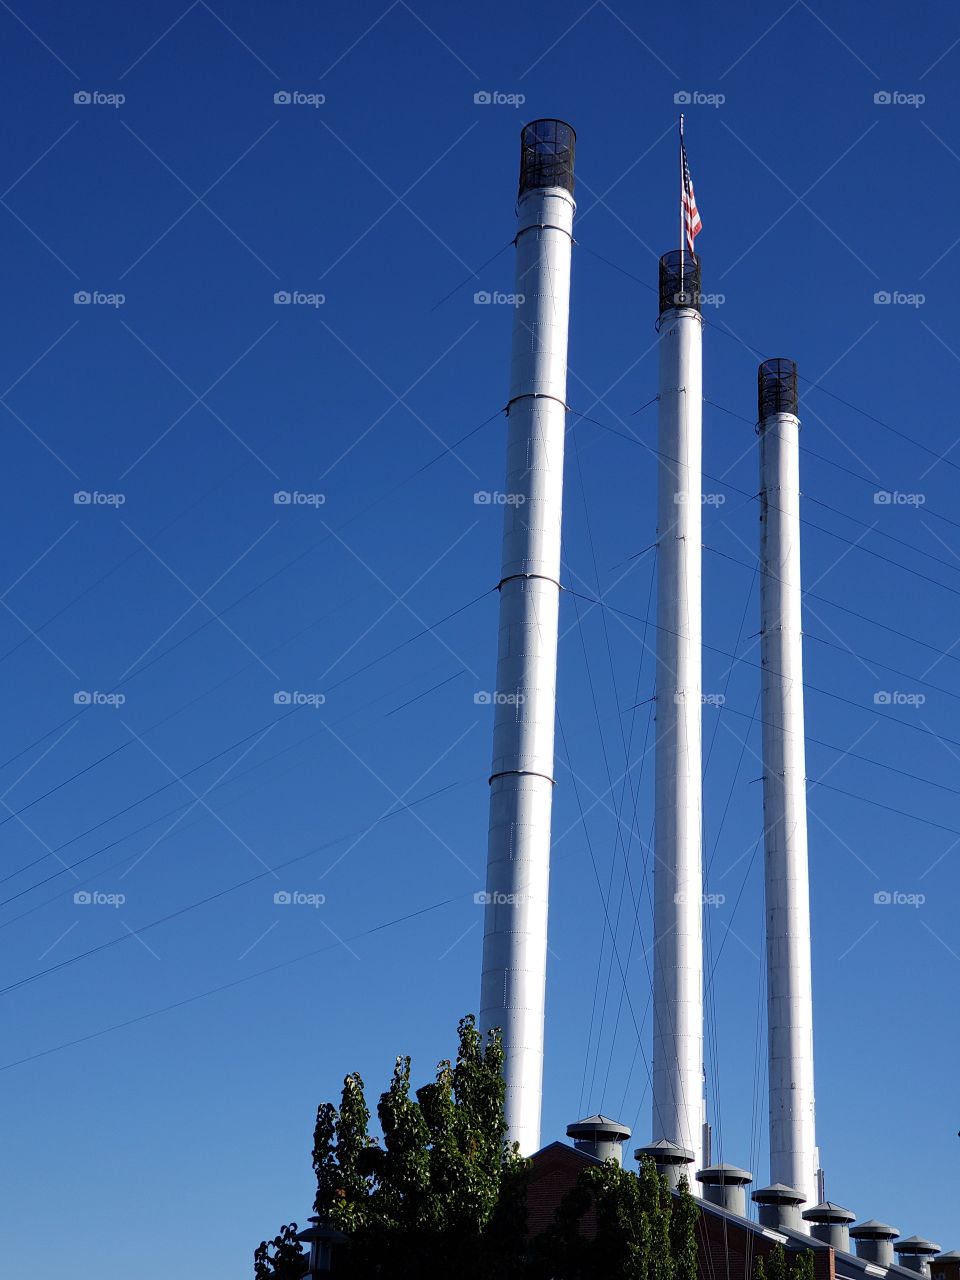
[651,305,705,1179]
[479,185,574,1157]
[759,408,818,1214]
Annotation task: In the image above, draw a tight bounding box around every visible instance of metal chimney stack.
[850,1220,901,1267]
[757,359,818,1212]
[651,251,704,1175]
[479,119,576,1156]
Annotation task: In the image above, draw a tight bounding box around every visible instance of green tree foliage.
[754,1243,816,1280]
[253,1223,305,1280]
[790,1248,816,1280]
[303,1015,528,1278]
[256,1016,700,1279]
[528,1160,700,1280]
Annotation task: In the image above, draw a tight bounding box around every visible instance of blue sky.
[1,0,958,1273]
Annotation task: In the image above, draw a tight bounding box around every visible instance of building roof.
[526,1137,952,1280]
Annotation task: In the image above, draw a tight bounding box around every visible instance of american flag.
[680,123,702,254]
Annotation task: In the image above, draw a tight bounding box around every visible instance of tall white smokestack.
[479,119,576,1156]
[651,251,704,1173]
[758,358,818,1212]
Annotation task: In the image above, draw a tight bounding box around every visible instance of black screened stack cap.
[518,119,576,197]
[758,358,799,420]
[659,250,702,315]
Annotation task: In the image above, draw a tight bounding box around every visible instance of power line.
[563,586,960,756]
[0,891,465,1072]
[567,430,654,1113]
[704,397,960,538]
[0,459,250,668]
[703,397,960,568]
[0,779,470,999]
[704,543,960,675]
[574,407,960,602]
[720,702,960,802]
[806,777,960,840]
[0,588,492,842]
[701,313,960,482]
[0,410,502,778]
[804,631,960,707]
[581,241,960,489]
[0,667,473,907]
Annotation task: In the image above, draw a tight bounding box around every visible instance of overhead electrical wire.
[0,665,472,908]
[583,238,960,484]
[0,587,493,850]
[0,408,504,778]
[0,778,472,1000]
[572,407,960,604]
[703,397,960,567]
[567,431,656,1115]
[704,543,960,674]
[0,890,467,1072]
[563,587,960,756]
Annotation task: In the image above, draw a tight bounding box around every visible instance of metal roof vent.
[802,1202,856,1252]
[635,1139,695,1190]
[696,1164,753,1216]
[932,1250,960,1280]
[752,1184,806,1232]
[566,1114,632,1166]
[895,1238,942,1277]
[850,1220,901,1268]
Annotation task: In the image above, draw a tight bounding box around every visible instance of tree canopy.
[255,1014,700,1279]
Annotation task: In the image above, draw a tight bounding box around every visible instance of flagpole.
[678,114,684,285]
